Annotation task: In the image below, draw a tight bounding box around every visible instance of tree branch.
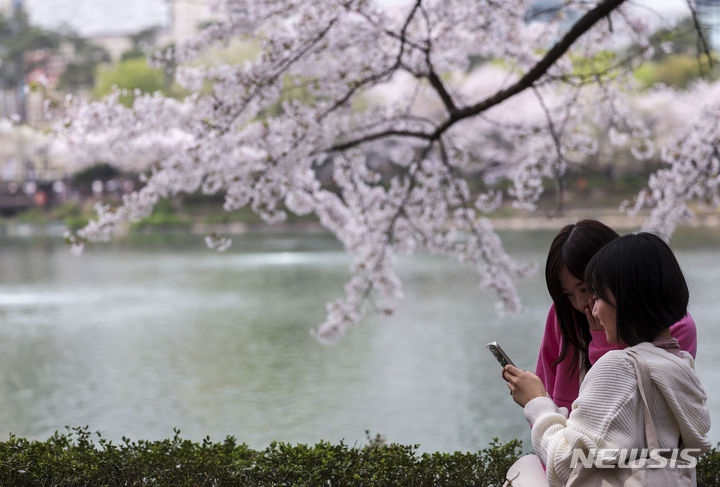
[327,129,434,152]
[215,18,339,130]
[425,67,457,114]
[352,0,427,52]
[328,0,627,152]
[432,0,627,135]
[532,87,566,214]
[318,0,424,119]
[685,0,714,72]
[419,3,457,114]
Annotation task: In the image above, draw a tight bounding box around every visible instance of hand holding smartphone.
[487,341,515,368]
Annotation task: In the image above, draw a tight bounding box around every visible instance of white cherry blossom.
[54,0,714,339]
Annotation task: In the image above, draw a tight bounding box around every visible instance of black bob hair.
[545,220,619,372]
[584,232,689,346]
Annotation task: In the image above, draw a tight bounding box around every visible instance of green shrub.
[1,428,718,486]
[634,54,719,89]
[132,198,191,230]
[13,206,49,224]
[0,427,521,487]
[698,445,720,487]
[63,214,89,231]
[93,57,166,105]
[132,210,191,229]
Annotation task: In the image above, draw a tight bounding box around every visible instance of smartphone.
[487,341,515,367]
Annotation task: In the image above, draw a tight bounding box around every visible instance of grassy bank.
[5,191,720,240]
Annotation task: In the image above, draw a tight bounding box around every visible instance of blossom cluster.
[624,82,720,238]
[55,0,705,339]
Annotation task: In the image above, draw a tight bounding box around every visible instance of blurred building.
[19,0,212,59]
[0,0,214,118]
[0,0,215,213]
[158,0,214,49]
[0,0,20,15]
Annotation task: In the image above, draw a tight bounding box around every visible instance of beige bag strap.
[627,350,661,450]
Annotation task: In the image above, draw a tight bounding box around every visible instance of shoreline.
[3,211,720,238]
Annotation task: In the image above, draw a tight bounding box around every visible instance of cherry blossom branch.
[418,3,457,114]
[327,128,434,152]
[60,0,705,341]
[328,0,627,151]
[319,0,424,119]
[214,18,339,131]
[437,0,626,131]
[352,8,426,53]
[532,87,566,214]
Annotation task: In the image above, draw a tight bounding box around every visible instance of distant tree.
[72,162,119,185]
[634,53,717,89]
[56,0,720,340]
[0,9,58,120]
[97,25,189,103]
[57,32,111,92]
[649,17,710,59]
[93,57,166,104]
[628,16,719,89]
[119,26,184,94]
[121,26,162,61]
[0,8,111,116]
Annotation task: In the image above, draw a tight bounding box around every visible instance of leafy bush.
[93,57,166,105]
[0,427,521,487]
[698,444,720,487]
[1,428,718,486]
[132,198,191,230]
[634,54,719,89]
[72,163,120,185]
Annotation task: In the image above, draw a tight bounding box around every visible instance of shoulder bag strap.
[627,349,661,451]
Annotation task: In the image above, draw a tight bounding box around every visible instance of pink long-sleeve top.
[535,303,697,411]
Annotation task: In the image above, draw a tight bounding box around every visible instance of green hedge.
[1,428,719,486]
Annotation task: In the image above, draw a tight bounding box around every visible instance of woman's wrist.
[524,396,558,424]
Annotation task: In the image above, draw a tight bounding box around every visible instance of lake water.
[1,227,719,453]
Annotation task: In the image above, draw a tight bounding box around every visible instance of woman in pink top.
[535,220,697,411]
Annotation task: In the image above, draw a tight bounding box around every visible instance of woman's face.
[592,289,618,344]
[558,266,592,314]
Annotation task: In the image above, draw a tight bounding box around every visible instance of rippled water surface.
[1,228,719,452]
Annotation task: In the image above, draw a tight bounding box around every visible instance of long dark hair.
[585,233,688,346]
[545,220,619,373]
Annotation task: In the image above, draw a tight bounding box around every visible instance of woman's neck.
[655,328,672,340]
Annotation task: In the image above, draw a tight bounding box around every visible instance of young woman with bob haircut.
[502,233,711,486]
[536,220,696,411]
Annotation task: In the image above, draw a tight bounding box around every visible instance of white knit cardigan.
[524,342,712,487]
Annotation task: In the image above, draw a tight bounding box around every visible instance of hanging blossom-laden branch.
[55,0,666,340]
[623,82,720,239]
